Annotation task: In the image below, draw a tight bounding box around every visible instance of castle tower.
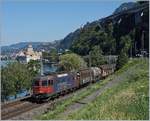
[27,44,34,55]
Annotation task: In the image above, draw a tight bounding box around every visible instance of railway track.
[1,100,30,111]
[1,100,23,110]
[1,102,43,120]
[1,83,95,120]
[1,97,37,120]
[1,95,69,120]
[1,92,70,120]
[1,96,31,109]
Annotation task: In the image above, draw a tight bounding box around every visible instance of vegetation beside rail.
[36,74,114,119]
[38,58,149,120]
[65,58,149,120]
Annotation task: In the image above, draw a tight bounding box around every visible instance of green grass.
[36,58,149,120]
[66,58,149,120]
[36,74,113,119]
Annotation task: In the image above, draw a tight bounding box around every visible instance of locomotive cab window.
[42,80,48,86]
[48,80,53,85]
[33,81,40,86]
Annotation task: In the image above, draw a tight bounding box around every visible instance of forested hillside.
[59,1,149,57]
[1,42,57,55]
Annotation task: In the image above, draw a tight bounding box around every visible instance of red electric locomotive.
[32,73,78,100]
[32,75,54,99]
[31,64,116,101]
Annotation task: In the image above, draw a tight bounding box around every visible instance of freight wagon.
[99,64,116,78]
[32,64,116,100]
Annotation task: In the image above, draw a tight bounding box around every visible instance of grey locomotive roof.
[34,75,54,80]
[34,72,73,81]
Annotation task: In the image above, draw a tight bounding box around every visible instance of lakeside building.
[16,44,42,63]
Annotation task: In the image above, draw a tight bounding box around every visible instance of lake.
[43,63,58,74]
[1,60,58,73]
[1,60,16,67]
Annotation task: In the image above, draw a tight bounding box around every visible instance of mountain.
[113,2,138,14]
[57,2,137,51]
[56,29,81,50]
[1,42,56,55]
[59,1,149,56]
[2,2,148,56]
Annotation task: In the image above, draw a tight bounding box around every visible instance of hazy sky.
[1,0,134,46]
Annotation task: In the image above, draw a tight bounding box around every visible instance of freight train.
[31,64,116,100]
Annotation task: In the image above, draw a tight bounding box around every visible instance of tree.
[1,62,32,100]
[105,22,113,37]
[104,22,116,54]
[116,35,132,69]
[70,22,116,56]
[90,46,106,66]
[119,35,132,53]
[129,29,135,56]
[50,48,58,62]
[42,48,58,62]
[116,49,128,70]
[59,53,87,71]
[42,51,50,60]
[1,67,14,101]
[27,60,41,77]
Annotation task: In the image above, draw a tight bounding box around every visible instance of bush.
[1,62,32,100]
[90,46,106,66]
[116,49,128,70]
[59,53,87,71]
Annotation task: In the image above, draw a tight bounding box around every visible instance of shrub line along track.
[1,84,91,120]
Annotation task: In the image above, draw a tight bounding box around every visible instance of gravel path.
[57,64,138,119]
